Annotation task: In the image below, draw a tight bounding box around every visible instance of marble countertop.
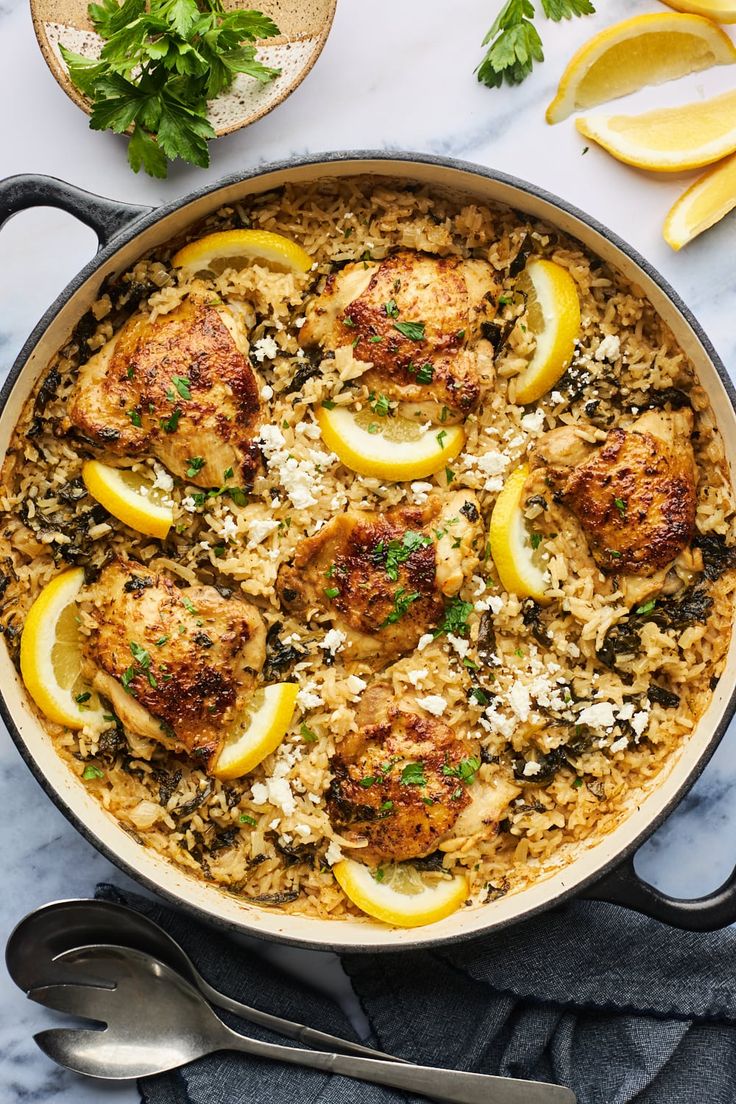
[1,0,736,1098]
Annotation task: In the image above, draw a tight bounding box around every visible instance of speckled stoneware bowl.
[31,0,336,137]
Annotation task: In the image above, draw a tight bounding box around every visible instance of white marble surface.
[1,0,736,1098]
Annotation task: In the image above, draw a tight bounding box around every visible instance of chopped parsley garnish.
[82,764,104,780]
[367,423,380,434]
[436,430,448,448]
[607,548,622,559]
[381,587,421,627]
[573,777,584,788]
[415,362,434,384]
[498,293,512,306]
[371,393,391,417]
[74,691,91,704]
[379,530,432,581]
[359,776,377,788]
[322,399,336,410]
[636,599,657,616]
[223,466,234,479]
[379,800,394,813]
[324,586,340,600]
[394,320,426,341]
[239,813,257,826]
[435,596,473,638]
[400,762,427,786]
[374,866,385,883]
[469,686,490,706]
[128,409,142,427]
[342,315,356,328]
[186,456,205,478]
[614,497,627,517]
[442,756,481,785]
[445,467,455,483]
[369,334,383,343]
[325,563,336,578]
[530,532,542,550]
[171,375,191,400]
[155,635,169,646]
[384,299,399,318]
[160,407,182,434]
[130,642,151,668]
[213,544,225,558]
[181,595,198,614]
[300,723,318,743]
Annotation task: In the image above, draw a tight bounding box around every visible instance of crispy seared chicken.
[80,559,266,769]
[70,297,261,487]
[300,251,498,415]
[327,705,480,864]
[276,491,484,664]
[532,409,697,576]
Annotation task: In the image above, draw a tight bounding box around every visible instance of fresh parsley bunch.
[477,0,595,88]
[60,0,281,178]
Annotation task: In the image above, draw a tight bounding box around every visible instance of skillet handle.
[582,854,736,931]
[0,173,151,250]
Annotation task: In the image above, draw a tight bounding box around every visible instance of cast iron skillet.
[1,153,735,950]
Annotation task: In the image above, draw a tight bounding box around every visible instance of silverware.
[29,944,575,1103]
[6,898,396,1061]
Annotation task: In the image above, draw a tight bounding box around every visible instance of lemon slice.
[512,260,580,406]
[577,88,736,172]
[172,229,312,276]
[489,464,549,603]
[20,568,104,729]
[546,13,736,125]
[333,859,468,928]
[316,405,465,481]
[82,460,173,540]
[664,151,736,249]
[212,683,299,781]
[661,0,736,21]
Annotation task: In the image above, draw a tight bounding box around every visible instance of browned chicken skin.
[80,560,266,769]
[300,251,498,413]
[70,298,261,486]
[327,706,479,864]
[533,409,697,575]
[276,492,484,664]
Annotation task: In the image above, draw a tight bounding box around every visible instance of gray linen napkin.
[96,883,736,1104]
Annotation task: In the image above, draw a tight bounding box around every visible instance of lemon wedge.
[577,88,736,172]
[82,460,173,540]
[664,151,736,249]
[316,404,465,481]
[20,568,104,729]
[212,683,299,781]
[489,464,549,603]
[512,260,580,406]
[333,859,468,928]
[661,0,736,22]
[172,229,312,277]
[546,13,736,125]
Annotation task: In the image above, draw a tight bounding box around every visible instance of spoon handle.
[221,1031,575,1104]
[198,976,404,1063]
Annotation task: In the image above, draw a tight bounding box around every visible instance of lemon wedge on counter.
[82,460,173,540]
[172,229,313,276]
[512,260,580,405]
[661,0,736,21]
[489,464,549,603]
[546,13,736,124]
[577,88,736,172]
[316,404,465,481]
[664,151,736,249]
[334,859,468,927]
[212,683,299,781]
[20,568,103,729]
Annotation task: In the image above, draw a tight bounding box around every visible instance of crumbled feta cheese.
[295,420,322,440]
[345,674,367,697]
[616,703,635,722]
[594,334,621,362]
[266,777,296,816]
[246,517,279,548]
[610,736,629,754]
[416,694,448,716]
[180,495,198,513]
[269,818,281,831]
[252,335,280,362]
[220,514,239,542]
[410,481,434,504]
[258,424,287,454]
[484,704,516,738]
[508,681,531,722]
[294,316,306,328]
[325,840,344,866]
[417,633,434,652]
[297,684,323,710]
[256,425,322,510]
[447,633,470,659]
[320,628,346,656]
[523,760,541,777]
[488,595,504,615]
[631,710,650,738]
[250,783,268,805]
[472,450,510,493]
[577,702,616,729]
[260,384,274,400]
[407,668,429,687]
[152,467,174,492]
[199,541,210,551]
[520,409,545,434]
[473,576,487,597]
[549,390,565,405]
[293,824,311,839]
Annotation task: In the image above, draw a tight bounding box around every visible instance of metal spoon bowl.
[6,898,396,1061]
[29,943,575,1103]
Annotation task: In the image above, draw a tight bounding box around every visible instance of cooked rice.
[2,176,735,922]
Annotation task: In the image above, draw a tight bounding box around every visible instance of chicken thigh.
[276,492,484,664]
[80,559,266,769]
[70,297,261,487]
[532,409,697,575]
[300,251,498,415]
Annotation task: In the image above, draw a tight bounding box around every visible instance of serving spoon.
[29,944,575,1102]
[6,898,397,1061]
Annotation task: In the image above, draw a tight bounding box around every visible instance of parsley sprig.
[60,0,281,178]
[477,0,595,89]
